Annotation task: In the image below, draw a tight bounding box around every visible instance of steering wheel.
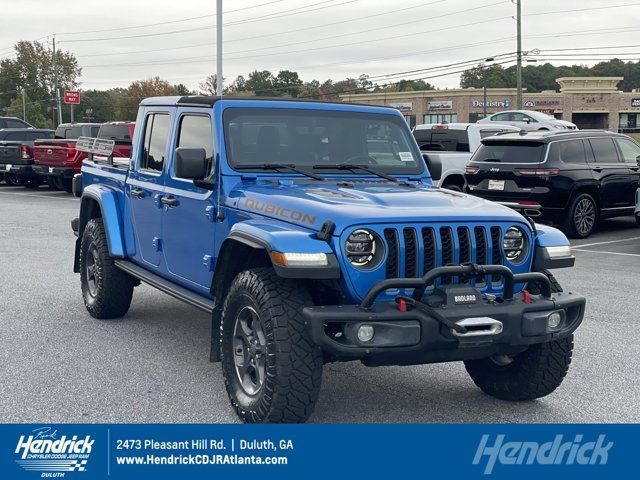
[343,155,380,166]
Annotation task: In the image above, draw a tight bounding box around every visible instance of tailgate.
[0,143,21,164]
[466,140,549,195]
[33,141,77,166]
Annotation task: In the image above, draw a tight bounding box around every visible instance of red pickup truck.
[33,122,134,192]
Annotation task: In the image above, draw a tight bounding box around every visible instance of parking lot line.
[575,236,640,248]
[573,249,640,258]
[0,190,78,201]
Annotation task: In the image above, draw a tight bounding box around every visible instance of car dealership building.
[341,77,640,133]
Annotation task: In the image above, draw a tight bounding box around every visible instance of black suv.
[465,130,640,238]
[0,128,55,187]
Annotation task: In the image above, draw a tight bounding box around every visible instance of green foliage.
[460,59,640,92]
[5,92,51,128]
[0,40,80,123]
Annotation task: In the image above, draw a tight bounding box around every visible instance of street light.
[482,57,495,119]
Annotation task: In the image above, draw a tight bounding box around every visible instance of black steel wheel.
[232,305,267,396]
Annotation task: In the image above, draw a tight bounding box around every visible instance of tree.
[199,74,224,95]
[5,92,50,128]
[119,77,182,119]
[244,70,275,96]
[273,70,303,97]
[0,40,80,124]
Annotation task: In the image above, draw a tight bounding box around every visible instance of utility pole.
[22,89,26,122]
[482,57,495,119]
[516,0,522,109]
[216,0,223,96]
[52,35,62,125]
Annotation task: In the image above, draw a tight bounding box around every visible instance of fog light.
[547,312,562,329]
[357,324,375,342]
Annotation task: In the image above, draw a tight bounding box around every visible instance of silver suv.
[478,109,577,131]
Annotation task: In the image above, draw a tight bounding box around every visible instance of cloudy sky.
[0,0,639,92]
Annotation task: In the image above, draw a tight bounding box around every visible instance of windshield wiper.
[312,163,415,188]
[234,163,326,181]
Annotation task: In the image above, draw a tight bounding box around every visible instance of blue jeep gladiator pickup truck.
[72,96,585,423]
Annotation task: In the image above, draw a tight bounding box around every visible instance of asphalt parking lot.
[1,184,639,423]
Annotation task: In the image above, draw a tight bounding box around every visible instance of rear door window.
[412,128,469,152]
[472,141,547,163]
[588,138,620,163]
[491,113,510,122]
[614,138,640,165]
[140,113,171,173]
[547,139,587,164]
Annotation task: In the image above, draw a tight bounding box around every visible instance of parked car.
[478,110,577,131]
[0,128,55,187]
[72,95,584,423]
[32,123,103,192]
[412,123,520,191]
[465,130,640,238]
[0,117,33,129]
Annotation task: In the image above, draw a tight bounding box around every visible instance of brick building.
[341,77,640,132]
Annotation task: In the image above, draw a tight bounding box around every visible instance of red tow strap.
[522,290,532,304]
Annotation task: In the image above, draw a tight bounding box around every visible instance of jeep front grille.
[382,225,505,285]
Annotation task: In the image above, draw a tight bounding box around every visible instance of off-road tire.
[80,218,135,319]
[563,193,597,238]
[464,335,574,401]
[526,269,562,294]
[220,268,323,423]
[22,177,42,189]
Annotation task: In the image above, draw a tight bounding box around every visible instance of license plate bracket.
[488,179,505,191]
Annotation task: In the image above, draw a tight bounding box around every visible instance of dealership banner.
[0,423,635,479]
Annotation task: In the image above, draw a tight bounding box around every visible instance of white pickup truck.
[412,123,520,191]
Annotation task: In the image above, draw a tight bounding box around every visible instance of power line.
[525,2,640,17]
[56,0,289,35]
[58,0,359,43]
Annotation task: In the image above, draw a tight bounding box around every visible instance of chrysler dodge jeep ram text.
[72,96,586,423]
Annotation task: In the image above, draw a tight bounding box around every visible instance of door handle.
[591,167,603,173]
[131,188,145,198]
[160,196,179,207]
[630,166,639,172]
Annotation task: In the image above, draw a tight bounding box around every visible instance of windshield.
[472,140,547,163]
[223,108,424,175]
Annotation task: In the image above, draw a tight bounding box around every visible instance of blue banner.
[0,423,633,479]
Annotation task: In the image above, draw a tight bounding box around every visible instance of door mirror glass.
[175,147,208,179]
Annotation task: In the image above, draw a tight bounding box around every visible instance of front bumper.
[303,264,585,366]
[32,165,74,178]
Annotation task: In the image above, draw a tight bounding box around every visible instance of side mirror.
[423,153,442,181]
[175,147,208,179]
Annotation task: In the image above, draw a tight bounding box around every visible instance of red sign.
[64,90,80,104]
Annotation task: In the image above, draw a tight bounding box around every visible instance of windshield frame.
[221,107,425,176]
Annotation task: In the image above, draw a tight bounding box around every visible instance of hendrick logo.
[473,434,613,474]
[14,427,94,476]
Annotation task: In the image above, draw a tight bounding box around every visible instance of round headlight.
[345,229,384,269]
[503,226,529,264]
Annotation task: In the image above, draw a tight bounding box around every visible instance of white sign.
[472,99,511,108]
[427,100,453,110]
[389,102,413,112]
